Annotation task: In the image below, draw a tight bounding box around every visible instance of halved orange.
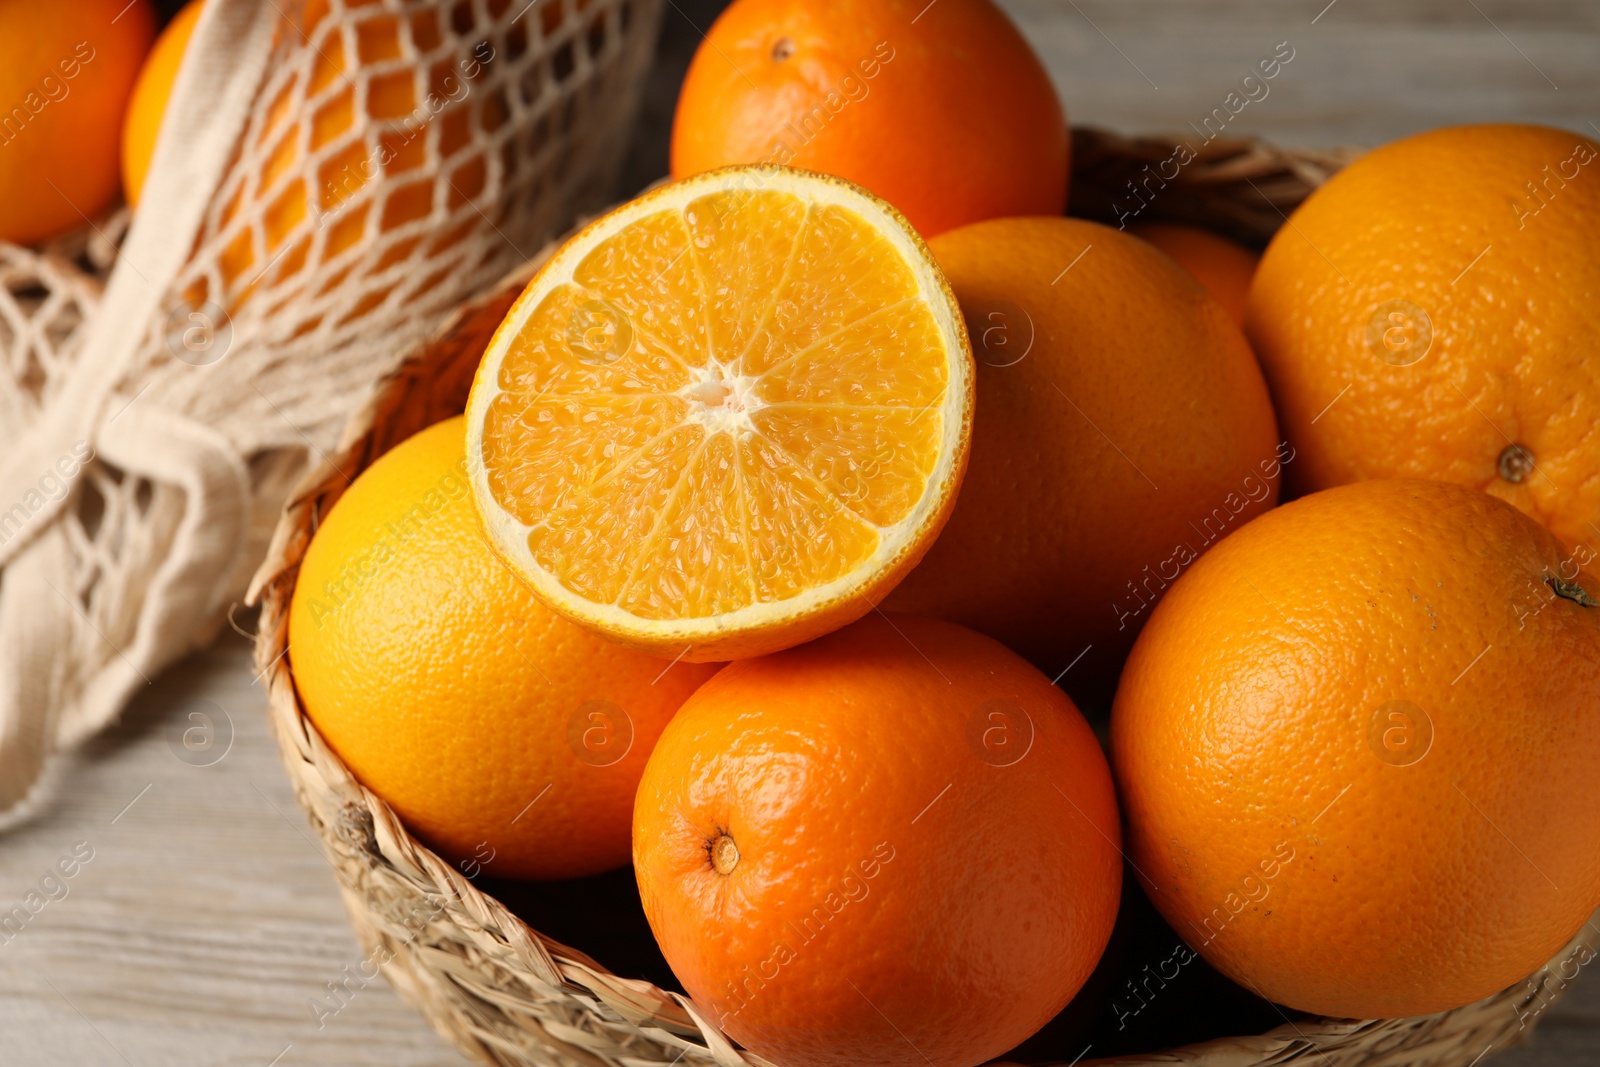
[465,167,973,661]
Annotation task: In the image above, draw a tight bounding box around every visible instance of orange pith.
[467,166,972,660]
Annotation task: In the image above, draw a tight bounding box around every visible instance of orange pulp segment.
[465,167,973,660]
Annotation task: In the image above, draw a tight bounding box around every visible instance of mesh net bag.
[0,0,663,825]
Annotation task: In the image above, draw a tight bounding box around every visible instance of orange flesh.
[480,188,952,620]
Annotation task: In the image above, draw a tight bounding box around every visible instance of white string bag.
[0,0,663,826]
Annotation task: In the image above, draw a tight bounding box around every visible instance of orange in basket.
[465,166,974,661]
[288,417,720,880]
[1114,479,1600,1019]
[1247,123,1600,551]
[884,217,1280,694]
[634,614,1122,1067]
[1129,222,1258,326]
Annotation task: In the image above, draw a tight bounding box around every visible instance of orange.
[670,0,1067,237]
[1129,222,1258,326]
[288,417,720,881]
[634,614,1121,1067]
[466,166,973,662]
[1246,123,1600,554]
[1112,479,1600,1019]
[121,0,202,209]
[0,0,155,245]
[884,217,1282,697]
[207,0,473,295]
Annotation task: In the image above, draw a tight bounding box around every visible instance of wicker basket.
[248,129,1593,1067]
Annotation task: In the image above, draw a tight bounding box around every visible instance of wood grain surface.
[4,1,1599,1064]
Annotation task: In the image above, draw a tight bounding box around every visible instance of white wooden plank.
[1003,0,1599,148]
[0,636,465,1066]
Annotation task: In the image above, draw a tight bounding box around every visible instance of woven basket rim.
[247,127,1593,1067]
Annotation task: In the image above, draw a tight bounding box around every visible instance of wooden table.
[4,1,1597,1064]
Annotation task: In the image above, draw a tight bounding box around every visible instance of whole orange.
[288,417,719,880]
[669,0,1067,237]
[121,0,203,209]
[884,217,1283,697]
[634,614,1121,1067]
[1130,222,1258,326]
[0,0,155,245]
[1247,124,1600,553]
[1112,479,1600,1019]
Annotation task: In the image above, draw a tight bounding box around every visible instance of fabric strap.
[0,0,278,819]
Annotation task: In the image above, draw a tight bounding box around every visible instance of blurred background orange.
[0,0,155,244]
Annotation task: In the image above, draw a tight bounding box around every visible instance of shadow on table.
[1006,863,1300,1062]
[481,866,684,993]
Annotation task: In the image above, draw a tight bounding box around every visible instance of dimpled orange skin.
[1130,222,1259,327]
[1246,124,1600,552]
[288,418,720,881]
[0,0,155,245]
[670,0,1067,238]
[1112,479,1600,1019]
[885,217,1281,695]
[633,614,1122,1067]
